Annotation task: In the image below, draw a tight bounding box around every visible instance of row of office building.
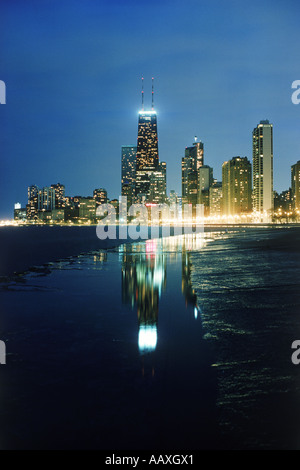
[180,120,300,221]
[14,185,110,223]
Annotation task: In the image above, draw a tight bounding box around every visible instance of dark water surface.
[0,227,300,449]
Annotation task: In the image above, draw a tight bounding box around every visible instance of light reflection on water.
[117,233,224,356]
[5,228,298,449]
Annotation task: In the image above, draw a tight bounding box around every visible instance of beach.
[0,226,299,449]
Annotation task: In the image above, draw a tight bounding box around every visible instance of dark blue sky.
[1,0,300,218]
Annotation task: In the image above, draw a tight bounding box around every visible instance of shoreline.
[0,224,299,278]
[4,222,300,227]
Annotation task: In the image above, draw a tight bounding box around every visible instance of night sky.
[1,0,300,218]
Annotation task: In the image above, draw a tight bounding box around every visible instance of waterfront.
[0,226,299,449]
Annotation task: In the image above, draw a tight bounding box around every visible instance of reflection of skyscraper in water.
[181,240,201,320]
[93,251,107,264]
[121,239,166,355]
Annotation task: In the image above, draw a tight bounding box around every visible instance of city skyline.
[4,96,300,219]
[1,0,300,218]
[12,113,300,224]
[13,111,300,222]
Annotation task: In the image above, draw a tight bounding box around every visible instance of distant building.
[51,183,66,208]
[38,209,64,223]
[209,181,223,217]
[198,165,213,193]
[186,170,198,207]
[252,120,274,214]
[182,140,204,206]
[109,199,119,216]
[77,197,96,221]
[26,185,39,220]
[121,183,134,208]
[168,190,179,219]
[37,187,56,211]
[65,197,96,223]
[135,79,164,202]
[169,190,178,206]
[14,203,26,221]
[198,165,213,215]
[26,185,58,221]
[274,189,293,214]
[186,140,204,171]
[149,161,167,204]
[135,108,159,199]
[121,146,137,197]
[291,160,300,211]
[93,188,108,207]
[222,156,252,216]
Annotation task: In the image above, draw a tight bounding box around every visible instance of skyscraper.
[26,185,39,220]
[51,183,65,208]
[148,161,167,204]
[222,156,252,216]
[37,187,56,211]
[135,78,159,200]
[26,185,56,219]
[209,181,223,217]
[182,140,204,205]
[121,146,137,193]
[252,120,274,215]
[198,165,213,193]
[93,188,108,207]
[198,165,213,214]
[291,160,300,212]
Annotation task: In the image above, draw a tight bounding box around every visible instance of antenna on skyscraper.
[152,77,154,110]
[141,76,144,111]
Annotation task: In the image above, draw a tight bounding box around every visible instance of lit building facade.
[186,170,198,206]
[252,120,274,214]
[77,197,96,221]
[135,110,159,199]
[149,161,167,204]
[51,183,66,208]
[182,140,204,206]
[26,185,55,220]
[26,185,39,220]
[222,156,252,216]
[121,146,137,197]
[169,190,178,206]
[93,188,108,207]
[14,203,26,221]
[291,160,300,211]
[37,187,56,211]
[26,184,66,222]
[209,181,223,217]
[198,165,213,193]
[65,197,96,222]
[274,189,293,214]
[198,165,213,215]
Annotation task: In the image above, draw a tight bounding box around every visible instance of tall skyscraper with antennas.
[135,78,165,202]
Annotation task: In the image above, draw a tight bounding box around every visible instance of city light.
[138,110,156,115]
[11,93,300,226]
[138,325,158,353]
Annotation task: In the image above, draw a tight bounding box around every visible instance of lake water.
[0,226,300,449]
